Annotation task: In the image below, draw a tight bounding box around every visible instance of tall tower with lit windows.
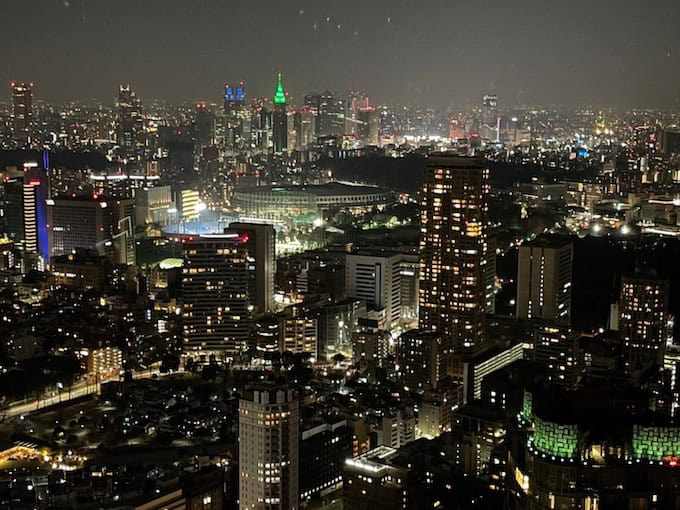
[239,384,299,510]
[620,273,671,372]
[272,73,288,154]
[11,82,33,145]
[418,154,495,354]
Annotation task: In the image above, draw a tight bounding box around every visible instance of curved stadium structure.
[231,182,392,223]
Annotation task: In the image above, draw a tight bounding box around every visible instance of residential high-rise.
[352,329,390,366]
[181,233,251,356]
[533,324,580,389]
[272,73,288,154]
[345,252,402,328]
[229,222,275,314]
[516,236,573,323]
[397,330,449,392]
[11,82,33,145]
[239,385,300,510]
[280,315,318,358]
[620,273,671,372]
[418,154,495,354]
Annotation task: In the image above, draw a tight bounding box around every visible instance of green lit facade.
[633,425,680,461]
[272,73,288,153]
[533,416,579,459]
[521,391,533,422]
[274,73,286,105]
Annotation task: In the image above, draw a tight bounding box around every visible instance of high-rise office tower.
[294,107,316,150]
[48,196,134,265]
[11,82,33,145]
[346,92,370,136]
[194,102,214,148]
[516,236,573,323]
[272,74,288,154]
[481,94,498,127]
[620,274,671,371]
[4,162,49,264]
[357,107,380,146]
[223,81,247,150]
[345,252,403,328]
[224,81,245,113]
[481,94,499,143]
[318,91,346,137]
[117,84,144,158]
[419,155,495,353]
[239,385,300,510]
[49,196,114,259]
[303,93,321,135]
[181,233,251,356]
[229,222,276,314]
[299,418,353,502]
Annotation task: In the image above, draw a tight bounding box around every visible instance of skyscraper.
[419,155,495,354]
[318,91,346,137]
[223,81,248,150]
[194,102,215,148]
[11,82,33,145]
[619,273,671,372]
[229,222,276,314]
[481,94,499,142]
[294,107,316,150]
[357,107,380,146]
[117,84,144,158]
[181,233,252,356]
[239,384,299,510]
[272,73,288,154]
[516,236,573,323]
[4,161,49,264]
[224,81,245,113]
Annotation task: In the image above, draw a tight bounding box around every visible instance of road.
[4,367,176,418]
[5,381,99,417]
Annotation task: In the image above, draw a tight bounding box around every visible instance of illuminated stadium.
[231,181,393,222]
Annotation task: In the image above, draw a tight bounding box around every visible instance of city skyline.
[5,4,680,509]
[2,0,680,107]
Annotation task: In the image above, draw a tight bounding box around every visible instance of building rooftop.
[426,153,486,168]
[524,234,574,249]
[235,181,389,197]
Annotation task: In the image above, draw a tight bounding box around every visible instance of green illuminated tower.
[272,73,288,153]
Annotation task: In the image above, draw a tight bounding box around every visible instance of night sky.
[2,0,680,108]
